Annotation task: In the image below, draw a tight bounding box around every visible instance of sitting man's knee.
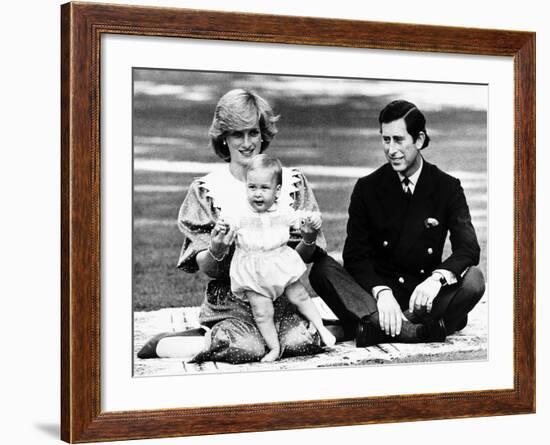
[462,266,486,299]
[309,254,338,289]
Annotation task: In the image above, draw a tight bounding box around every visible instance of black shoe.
[420,319,447,343]
[403,309,422,324]
[324,324,347,343]
[355,320,386,347]
[137,328,206,359]
[137,332,168,359]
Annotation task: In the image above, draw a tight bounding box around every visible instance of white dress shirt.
[398,157,424,194]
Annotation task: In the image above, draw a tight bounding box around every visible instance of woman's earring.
[223,140,227,146]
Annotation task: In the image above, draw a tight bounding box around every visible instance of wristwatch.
[431,271,447,286]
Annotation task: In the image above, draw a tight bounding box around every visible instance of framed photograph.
[61,2,535,442]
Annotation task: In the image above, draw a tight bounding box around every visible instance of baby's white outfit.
[227,204,306,301]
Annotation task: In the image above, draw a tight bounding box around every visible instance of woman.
[138,89,328,364]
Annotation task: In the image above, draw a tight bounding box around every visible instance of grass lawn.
[132,71,487,311]
[133,121,487,311]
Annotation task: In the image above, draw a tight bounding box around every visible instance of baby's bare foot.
[261,349,280,362]
[319,327,336,347]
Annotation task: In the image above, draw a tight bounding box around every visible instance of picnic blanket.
[134,295,488,377]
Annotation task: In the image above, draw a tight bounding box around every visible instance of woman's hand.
[209,219,236,259]
[300,211,322,235]
[197,218,236,276]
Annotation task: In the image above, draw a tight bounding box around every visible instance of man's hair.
[208,89,280,161]
[246,154,283,186]
[378,100,430,149]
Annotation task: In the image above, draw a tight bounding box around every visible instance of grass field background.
[133,70,487,311]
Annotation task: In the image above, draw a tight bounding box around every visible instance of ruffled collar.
[196,166,301,216]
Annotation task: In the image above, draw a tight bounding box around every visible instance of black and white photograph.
[5,0,545,443]
[133,69,488,377]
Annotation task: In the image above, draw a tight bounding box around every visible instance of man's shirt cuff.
[433,269,457,285]
[371,285,392,301]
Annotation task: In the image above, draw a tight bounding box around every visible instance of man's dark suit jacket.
[343,160,480,302]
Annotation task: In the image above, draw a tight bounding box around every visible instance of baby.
[215,154,336,362]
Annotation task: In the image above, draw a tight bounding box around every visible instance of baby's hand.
[301,211,322,232]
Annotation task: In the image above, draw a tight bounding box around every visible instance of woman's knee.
[209,319,266,362]
[280,322,322,358]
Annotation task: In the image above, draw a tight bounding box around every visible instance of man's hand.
[377,290,407,337]
[408,276,442,314]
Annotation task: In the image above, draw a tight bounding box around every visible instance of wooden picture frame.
[61,2,535,442]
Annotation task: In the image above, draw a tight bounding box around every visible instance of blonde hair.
[208,89,279,161]
[246,154,283,186]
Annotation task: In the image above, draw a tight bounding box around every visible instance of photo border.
[61,2,535,442]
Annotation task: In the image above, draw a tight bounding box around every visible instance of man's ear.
[415,132,426,149]
[275,184,281,198]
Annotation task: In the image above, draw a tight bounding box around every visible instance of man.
[310,100,485,346]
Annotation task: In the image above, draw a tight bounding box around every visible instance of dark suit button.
[420,269,425,274]
[398,277,405,284]
[427,248,433,255]
[383,240,389,247]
